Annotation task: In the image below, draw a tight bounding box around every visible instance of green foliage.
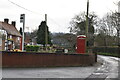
[37,21,52,46]
[25,45,40,52]
[25,45,57,53]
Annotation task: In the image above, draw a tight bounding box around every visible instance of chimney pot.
[4,18,9,23]
[11,21,16,27]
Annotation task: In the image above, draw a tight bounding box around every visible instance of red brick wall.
[2,51,96,67]
[2,40,5,50]
[12,35,20,49]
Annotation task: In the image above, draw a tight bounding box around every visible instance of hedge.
[25,45,40,52]
[92,46,119,54]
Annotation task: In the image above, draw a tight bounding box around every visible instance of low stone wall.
[2,51,96,67]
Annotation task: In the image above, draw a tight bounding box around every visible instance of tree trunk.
[117,30,120,46]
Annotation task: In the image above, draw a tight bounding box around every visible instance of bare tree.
[96,12,120,46]
[52,33,76,50]
[69,12,97,35]
[110,12,120,46]
[69,12,98,47]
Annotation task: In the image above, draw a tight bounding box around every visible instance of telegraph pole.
[118,1,120,55]
[20,14,25,51]
[85,0,89,52]
[86,0,89,38]
[45,14,48,48]
[118,1,120,46]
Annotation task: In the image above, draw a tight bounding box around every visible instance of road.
[87,55,119,80]
[1,55,120,80]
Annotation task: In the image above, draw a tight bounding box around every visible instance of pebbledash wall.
[2,51,96,67]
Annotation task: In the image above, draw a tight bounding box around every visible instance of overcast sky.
[0,0,119,33]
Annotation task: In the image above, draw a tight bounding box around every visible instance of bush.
[92,46,119,57]
[92,47,120,57]
[92,46,119,54]
[25,45,40,52]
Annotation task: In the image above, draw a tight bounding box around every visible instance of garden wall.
[2,51,96,67]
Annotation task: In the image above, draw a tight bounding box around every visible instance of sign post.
[20,14,25,51]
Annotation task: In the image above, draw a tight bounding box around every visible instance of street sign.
[20,14,25,23]
[20,14,25,51]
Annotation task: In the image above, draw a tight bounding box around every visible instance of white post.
[20,14,25,51]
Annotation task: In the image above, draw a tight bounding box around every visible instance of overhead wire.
[8,0,44,16]
[7,0,64,31]
[47,16,63,28]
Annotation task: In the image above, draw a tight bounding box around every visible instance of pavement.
[86,55,120,80]
[1,55,120,80]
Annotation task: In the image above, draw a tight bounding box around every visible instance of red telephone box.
[76,35,86,54]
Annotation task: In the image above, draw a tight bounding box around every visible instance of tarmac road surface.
[1,55,120,80]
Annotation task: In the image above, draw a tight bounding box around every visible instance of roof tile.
[0,21,21,37]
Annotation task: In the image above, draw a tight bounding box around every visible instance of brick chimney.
[4,18,9,24]
[11,21,16,27]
